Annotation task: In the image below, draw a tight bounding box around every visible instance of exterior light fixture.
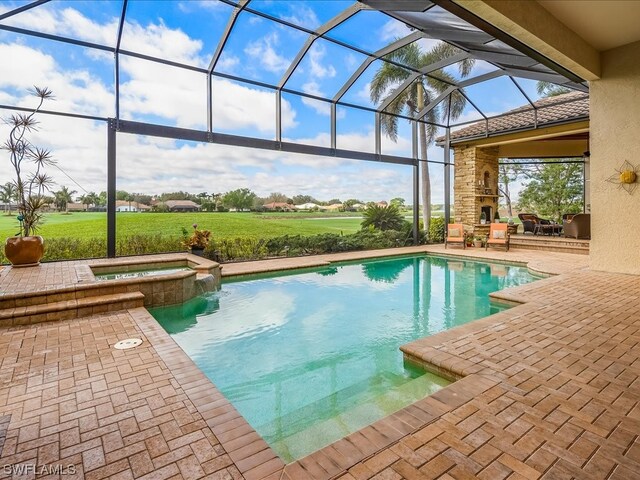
[606,160,639,194]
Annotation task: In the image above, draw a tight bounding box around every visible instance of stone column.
[453,145,500,232]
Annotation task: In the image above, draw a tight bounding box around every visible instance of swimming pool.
[151,254,539,461]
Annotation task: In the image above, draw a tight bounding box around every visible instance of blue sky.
[0,0,545,203]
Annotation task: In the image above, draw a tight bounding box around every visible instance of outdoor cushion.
[449,228,461,237]
[492,230,506,239]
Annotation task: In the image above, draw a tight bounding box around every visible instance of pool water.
[151,254,539,461]
[94,266,191,281]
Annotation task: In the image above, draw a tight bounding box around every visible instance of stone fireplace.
[453,145,500,233]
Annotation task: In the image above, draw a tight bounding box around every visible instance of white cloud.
[217,53,240,73]
[0,43,113,117]
[1,4,207,67]
[308,43,336,79]
[380,20,413,42]
[244,32,290,74]
[0,6,434,204]
[279,5,320,30]
[300,81,342,118]
[356,82,373,103]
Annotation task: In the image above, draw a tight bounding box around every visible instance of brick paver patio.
[0,248,637,480]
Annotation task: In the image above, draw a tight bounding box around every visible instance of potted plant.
[473,235,484,248]
[494,210,501,223]
[3,87,54,267]
[480,211,487,224]
[182,224,211,256]
[465,234,473,247]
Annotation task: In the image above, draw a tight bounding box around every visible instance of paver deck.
[0,248,637,480]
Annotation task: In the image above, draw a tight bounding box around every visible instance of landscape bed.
[150,253,540,461]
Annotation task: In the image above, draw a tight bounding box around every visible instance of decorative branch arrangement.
[2,87,55,236]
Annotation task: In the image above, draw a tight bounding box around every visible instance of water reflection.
[152,255,538,461]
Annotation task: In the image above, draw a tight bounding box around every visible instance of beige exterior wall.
[590,40,640,274]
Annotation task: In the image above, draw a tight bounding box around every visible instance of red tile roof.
[441,91,588,142]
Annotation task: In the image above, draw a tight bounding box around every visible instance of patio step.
[509,236,589,255]
[0,291,144,327]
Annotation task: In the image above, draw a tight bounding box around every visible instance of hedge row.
[1,226,441,264]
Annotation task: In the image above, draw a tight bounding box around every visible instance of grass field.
[0,212,366,240]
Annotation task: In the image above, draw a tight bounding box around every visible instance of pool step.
[0,291,144,327]
[255,369,442,443]
[509,235,589,255]
[262,371,447,461]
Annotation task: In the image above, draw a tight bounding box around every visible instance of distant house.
[352,203,366,210]
[376,201,389,207]
[161,200,201,212]
[295,202,319,210]
[66,202,87,212]
[321,203,343,211]
[263,202,295,211]
[115,200,151,212]
[0,203,18,212]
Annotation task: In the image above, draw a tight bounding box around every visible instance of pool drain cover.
[114,338,143,350]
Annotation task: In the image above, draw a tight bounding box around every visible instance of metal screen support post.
[330,104,337,150]
[207,76,213,133]
[107,120,117,258]
[444,127,451,227]
[412,120,419,245]
[276,90,282,146]
[375,112,381,156]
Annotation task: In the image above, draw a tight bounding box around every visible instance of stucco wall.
[590,40,640,274]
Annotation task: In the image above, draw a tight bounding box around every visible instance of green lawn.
[0,212,365,240]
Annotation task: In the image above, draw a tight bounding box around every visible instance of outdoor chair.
[486,223,510,251]
[445,223,466,249]
[563,213,591,239]
[518,213,551,235]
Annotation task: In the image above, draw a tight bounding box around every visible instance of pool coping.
[137,248,571,480]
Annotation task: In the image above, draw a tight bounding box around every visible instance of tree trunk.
[416,87,431,237]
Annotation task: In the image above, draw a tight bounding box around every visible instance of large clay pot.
[4,236,44,267]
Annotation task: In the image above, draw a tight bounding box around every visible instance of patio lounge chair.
[518,213,551,235]
[563,213,591,239]
[486,223,510,251]
[445,223,466,249]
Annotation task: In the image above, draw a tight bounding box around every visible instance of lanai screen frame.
[0,0,588,257]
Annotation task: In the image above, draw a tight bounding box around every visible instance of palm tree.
[55,186,76,213]
[370,42,475,237]
[78,194,93,212]
[86,192,99,211]
[361,204,405,231]
[537,81,571,97]
[1,182,17,215]
[125,193,135,211]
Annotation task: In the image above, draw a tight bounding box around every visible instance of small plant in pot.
[480,211,487,224]
[3,87,55,267]
[473,235,484,248]
[465,234,473,247]
[494,210,501,223]
[182,224,211,256]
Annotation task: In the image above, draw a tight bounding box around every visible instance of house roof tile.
[441,91,588,143]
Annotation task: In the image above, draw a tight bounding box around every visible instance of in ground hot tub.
[87,254,221,307]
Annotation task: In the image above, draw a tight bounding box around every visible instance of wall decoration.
[606,160,639,194]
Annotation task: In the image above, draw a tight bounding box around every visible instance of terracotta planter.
[4,236,44,267]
